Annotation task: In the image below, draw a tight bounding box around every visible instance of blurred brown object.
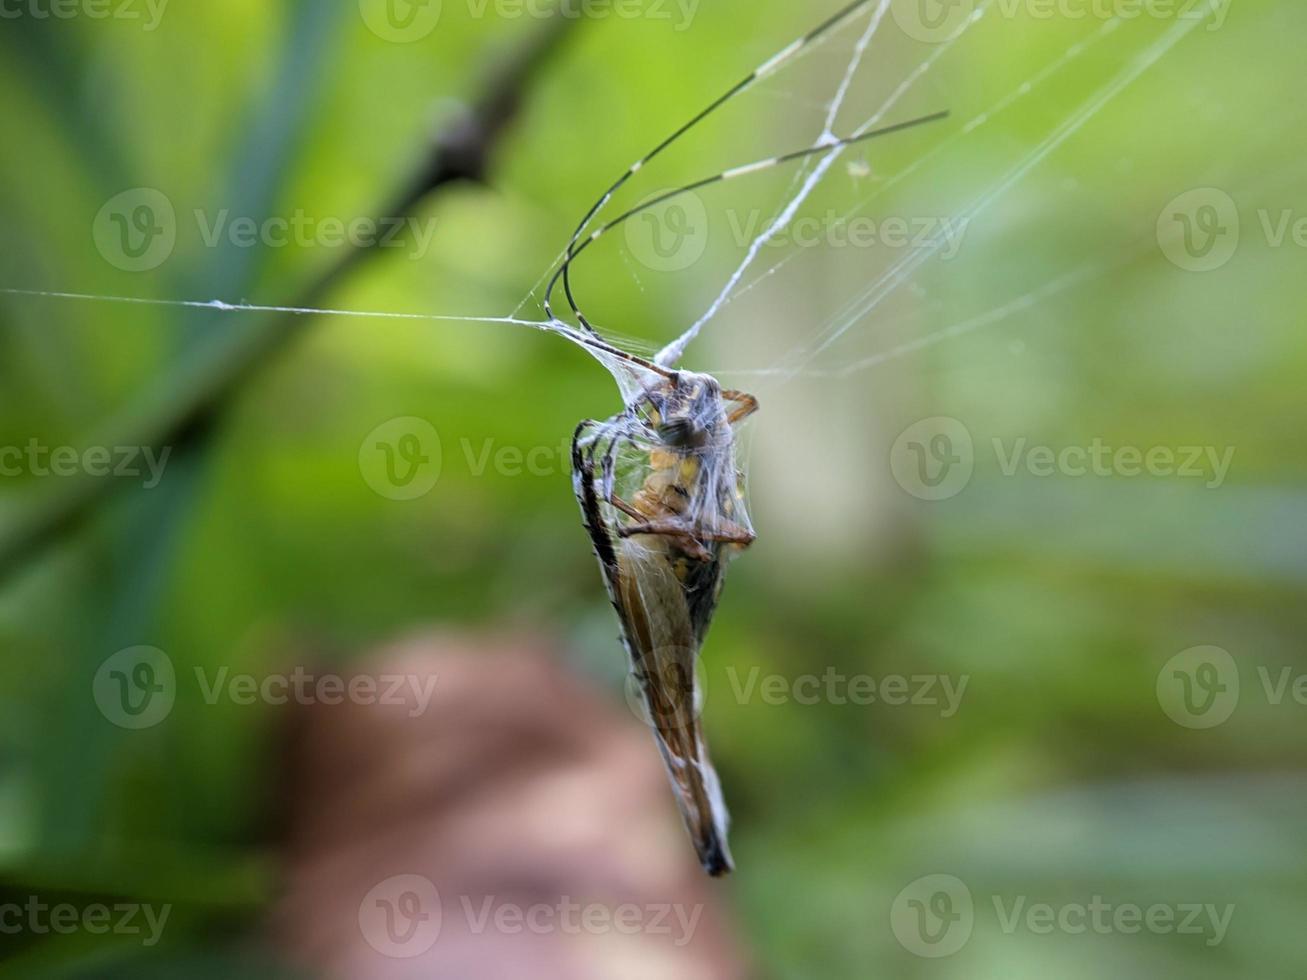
[271,633,748,980]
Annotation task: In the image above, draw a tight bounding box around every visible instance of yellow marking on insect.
[650,448,678,470]
[679,457,700,481]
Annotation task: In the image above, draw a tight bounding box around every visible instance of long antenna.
[544,110,950,323]
[542,0,885,333]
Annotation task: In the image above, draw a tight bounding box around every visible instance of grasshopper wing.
[572,419,734,875]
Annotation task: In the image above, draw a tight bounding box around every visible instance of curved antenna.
[542,0,883,334]
[545,110,950,324]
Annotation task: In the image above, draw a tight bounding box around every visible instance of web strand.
[0,287,550,329]
[1,2,1223,391]
[658,1,993,368]
[785,5,1218,377]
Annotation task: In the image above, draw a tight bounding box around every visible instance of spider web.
[0,0,1225,399]
[517,0,1226,396]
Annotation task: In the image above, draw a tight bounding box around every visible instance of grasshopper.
[572,367,757,876]
[541,1,947,873]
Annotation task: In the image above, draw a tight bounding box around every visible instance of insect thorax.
[576,370,752,562]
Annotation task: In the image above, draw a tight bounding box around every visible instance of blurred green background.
[1,0,1304,976]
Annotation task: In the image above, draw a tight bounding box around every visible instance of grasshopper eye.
[658,417,708,449]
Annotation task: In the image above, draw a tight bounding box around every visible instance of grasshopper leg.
[720,389,758,426]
